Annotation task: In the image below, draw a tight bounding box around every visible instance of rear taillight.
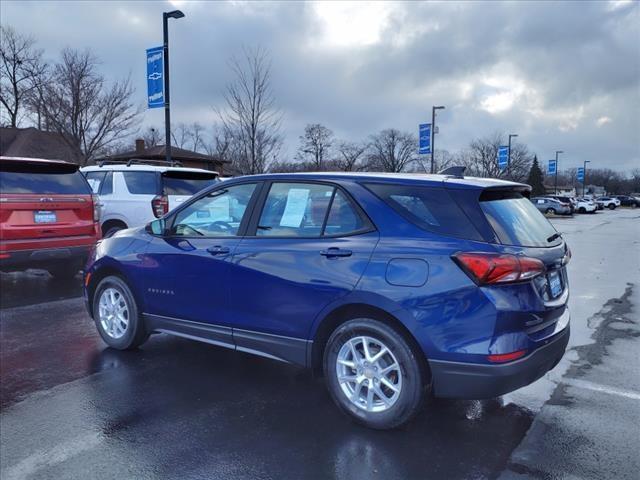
[488,350,526,363]
[91,194,101,222]
[152,195,169,218]
[453,252,545,285]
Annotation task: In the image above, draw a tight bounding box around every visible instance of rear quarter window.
[365,183,482,240]
[122,171,158,195]
[162,172,218,196]
[0,163,90,194]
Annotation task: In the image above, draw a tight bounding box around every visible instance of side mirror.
[146,218,166,236]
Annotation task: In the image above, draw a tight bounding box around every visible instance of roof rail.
[125,158,183,167]
[439,166,466,178]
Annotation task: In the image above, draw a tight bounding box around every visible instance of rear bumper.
[429,325,570,399]
[0,245,92,271]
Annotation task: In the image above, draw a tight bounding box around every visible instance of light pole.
[583,160,590,197]
[430,105,445,174]
[554,150,563,195]
[163,9,185,166]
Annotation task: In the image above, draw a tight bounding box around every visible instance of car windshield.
[480,191,561,247]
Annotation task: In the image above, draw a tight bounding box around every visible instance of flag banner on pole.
[419,124,431,154]
[548,159,557,175]
[497,146,509,170]
[146,46,164,109]
[577,167,585,182]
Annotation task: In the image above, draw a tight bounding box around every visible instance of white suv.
[595,196,621,210]
[81,162,219,237]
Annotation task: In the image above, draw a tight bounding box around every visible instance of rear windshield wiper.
[547,232,562,243]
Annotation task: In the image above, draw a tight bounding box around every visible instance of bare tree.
[205,122,233,162]
[459,132,531,181]
[335,141,367,171]
[41,48,140,164]
[171,122,190,149]
[217,47,282,175]
[367,129,417,173]
[142,126,162,148]
[296,123,334,170]
[0,26,48,127]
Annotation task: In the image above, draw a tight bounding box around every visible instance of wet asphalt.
[1,209,639,480]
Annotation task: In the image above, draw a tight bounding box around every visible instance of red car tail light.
[91,194,101,222]
[453,252,545,285]
[151,195,169,218]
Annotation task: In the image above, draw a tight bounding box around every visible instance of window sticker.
[280,188,310,227]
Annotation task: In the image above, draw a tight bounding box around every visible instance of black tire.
[323,318,428,430]
[608,204,616,210]
[104,226,125,238]
[578,207,586,214]
[545,208,556,215]
[92,275,148,350]
[48,264,81,280]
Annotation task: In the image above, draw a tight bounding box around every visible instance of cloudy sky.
[2,0,639,171]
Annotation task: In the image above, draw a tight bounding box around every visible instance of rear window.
[480,191,561,247]
[162,172,218,196]
[0,162,90,194]
[122,171,158,195]
[365,183,481,240]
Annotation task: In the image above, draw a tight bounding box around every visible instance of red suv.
[0,156,101,278]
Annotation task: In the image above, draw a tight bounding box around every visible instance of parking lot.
[1,208,639,480]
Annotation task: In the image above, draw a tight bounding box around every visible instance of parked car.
[548,195,576,213]
[0,156,101,278]
[613,195,639,208]
[531,197,572,215]
[574,198,597,214]
[81,162,219,237]
[595,197,620,210]
[84,172,570,429]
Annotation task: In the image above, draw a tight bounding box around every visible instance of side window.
[101,171,113,195]
[122,171,158,195]
[257,183,334,237]
[85,172,106,194]
[171,183,257,237]
[323,190,367,236]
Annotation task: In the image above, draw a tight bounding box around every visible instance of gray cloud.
[2,0,639,170]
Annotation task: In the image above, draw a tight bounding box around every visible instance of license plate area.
[34,210,57,223]
[548,271,562,298]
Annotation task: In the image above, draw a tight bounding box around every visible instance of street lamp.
[554,150,563,195]
[163,9,185,166]
[583,160,591,197]
[430,105,445,174]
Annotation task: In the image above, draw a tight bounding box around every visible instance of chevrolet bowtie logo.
[148,72,162,81]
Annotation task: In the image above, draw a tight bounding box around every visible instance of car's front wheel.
[608,204,616,210]
[93,275,148,350]
[323,318,428,429]
[545,208,556,215]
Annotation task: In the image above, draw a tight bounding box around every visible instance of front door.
[142,182,260,326]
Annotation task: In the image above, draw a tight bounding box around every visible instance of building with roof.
[96,139,226,173]
[543,184,577,197]
[0,127,80,162]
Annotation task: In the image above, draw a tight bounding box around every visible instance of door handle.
[207,245,231,256]
[320,247,352,258]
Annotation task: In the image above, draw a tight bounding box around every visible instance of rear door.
[228,181,379,353]
[118,170,159,227]
[161,171,219,211]
[0,160,95,251]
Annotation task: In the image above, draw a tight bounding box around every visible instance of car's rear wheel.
[578,207,586,213]
[323,318,428,429]
[608,204,616,210]
[545,208,556,215]
[93,275,148,350]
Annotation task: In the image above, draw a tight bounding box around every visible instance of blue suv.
[84,171,570,429]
